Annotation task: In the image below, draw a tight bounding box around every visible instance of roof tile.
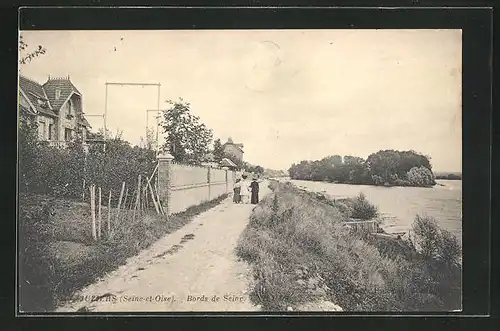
[43,78,81,112]
[19,75,57,116]
[221,158,238,167]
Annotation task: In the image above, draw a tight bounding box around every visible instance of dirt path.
[56,181,271,312]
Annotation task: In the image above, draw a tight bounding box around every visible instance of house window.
[48,124,54,140]
[64,128,73,141]
[55,89,62,100]
[68,99,73,115]
[38,121,46,140]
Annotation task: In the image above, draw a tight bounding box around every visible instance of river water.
[282,179,462,244]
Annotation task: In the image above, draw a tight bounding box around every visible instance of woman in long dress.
[233,179,242,203]
[239,175,250,204]
[250,177,260,204]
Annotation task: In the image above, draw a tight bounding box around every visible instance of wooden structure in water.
[343,218,379,234]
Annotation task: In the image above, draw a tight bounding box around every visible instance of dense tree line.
[288,150,436,187]
[435,173,462,180]
[263,168,288,178]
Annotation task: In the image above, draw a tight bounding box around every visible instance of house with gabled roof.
[18,74,91,147]
[220,157,238,170]
[222,137,244,162]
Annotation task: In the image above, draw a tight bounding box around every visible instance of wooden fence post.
[148,181,160,214]
[107,190,112,236]
[123,187,129,220]
[133,174,142,221]
[157,153,174,218]
[116,182,125,223]
[90,184,96,241]
[82,179,86,202]
[98,186,102,240]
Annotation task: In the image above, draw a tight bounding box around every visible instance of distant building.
[222,137,244,162]
[220,157,237,169]
[18,75,91,148]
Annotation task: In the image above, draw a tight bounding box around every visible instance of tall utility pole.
[146,109,165,153]
[104,81,161,153]
[104,84,108,149]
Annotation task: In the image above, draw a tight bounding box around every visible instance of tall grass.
[237,180,461,311]
[18,193,229,312]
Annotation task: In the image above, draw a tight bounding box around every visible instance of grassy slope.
[19,192,228,312]
[236,181,461,312]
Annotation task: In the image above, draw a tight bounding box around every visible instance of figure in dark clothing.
[250,177,260,204]
[233,178,242,203]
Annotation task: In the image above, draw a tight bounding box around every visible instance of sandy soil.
[56,181,270,312]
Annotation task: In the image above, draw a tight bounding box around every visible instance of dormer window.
[36,98,48,109]
[55,89,62,100]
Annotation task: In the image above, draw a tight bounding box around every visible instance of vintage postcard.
[18,28,462,314]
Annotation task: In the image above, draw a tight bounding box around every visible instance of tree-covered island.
[288,150,437,187]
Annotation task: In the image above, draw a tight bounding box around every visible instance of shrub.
[371,175,384,186]
[411,215,461,266]
[389,173,399,183]
[407,166,436,187]
[349,192,379,220]
[18,116,41,193]
[18,121,157,202]
[18,197,57,311]
[410,215,462,310]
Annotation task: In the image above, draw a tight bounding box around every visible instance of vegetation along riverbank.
[236,180,462,311]
[288,150,437,187]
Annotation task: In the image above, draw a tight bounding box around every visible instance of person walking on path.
[250,177,260,204]
[233,178,242,203]
[239,175,250,204]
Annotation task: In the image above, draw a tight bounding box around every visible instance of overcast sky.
[19,29,462,172]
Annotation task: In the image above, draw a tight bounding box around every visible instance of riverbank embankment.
[236,180,462,312]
